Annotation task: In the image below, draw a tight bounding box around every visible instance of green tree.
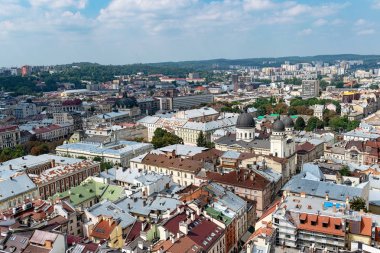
[77,156,87,160]
[294,117,306,131]
[349,197,367,212]
[370,84,379,90]
[197,131,206,147]
[339,165,351,176]
[306,117,324,131]
[93,156,102,162]
[100,162,113,171]
[151,128,183,149]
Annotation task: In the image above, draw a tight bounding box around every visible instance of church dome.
[236,113,255,129]
[283,116,294,128]
[272,119,285,132]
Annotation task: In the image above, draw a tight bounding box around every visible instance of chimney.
[179,221,188,235]
[170,234,175,243]
[51,159,56,168]
[9,164,12,170]
[138,241,144,250]
[325,194,329,201]
[300,192,306,198]
[250,173,254,181]
[190,212,195,221]
[45,240,53,249]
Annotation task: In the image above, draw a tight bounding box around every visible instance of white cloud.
[298,28,312,36]
[313,18,327,26]
[243,0,275,11]
[372,0,380,9]
[355,18,367,26]
[28,0,87,9]
[357,29,375,35]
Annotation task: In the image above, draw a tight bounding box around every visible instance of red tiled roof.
[204,169,271,191]
[296,142,315,153]
[142,154,203,173]
[360,217,372,237]
[90,219,117,240]
[297,214,344,237]
[33,124,62,134]
[0,125,18,133]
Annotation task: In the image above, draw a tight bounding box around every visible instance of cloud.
[243,0,275,11]
[298,28,312,36]
[28,0,87,9]
[372,0,380,9]
[355,18,367,26]
[313,18,327,26]
[357,29,375,35]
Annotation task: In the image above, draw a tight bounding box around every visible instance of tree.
[350,197,367,212]
[306,117,324,131]
[329,116,360,132]
[77,156,87,160]
[370,84,379,90]
[100,162,113,171]
[197,131,206,147]
[294,117,306,131]
[339,165,351,176]
[151,128,183,149]
[93,156,102,162]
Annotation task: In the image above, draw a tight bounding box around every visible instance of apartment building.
[29,160,100,199]
[301,80,320,98]
[0,125,20,149]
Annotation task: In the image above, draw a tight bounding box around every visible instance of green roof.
[257,116,265,120]
[290,115,298,119]
[269,113,280,117]
[52,179,125,206]
[205,206,232,225]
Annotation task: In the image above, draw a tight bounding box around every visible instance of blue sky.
[1,0,380,66]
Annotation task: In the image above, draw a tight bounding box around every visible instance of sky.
[1,0,380,66]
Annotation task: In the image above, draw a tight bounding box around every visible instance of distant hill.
[145,54,380,70]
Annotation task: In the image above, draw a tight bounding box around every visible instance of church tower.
[236,113,255,142]
[270,118,287,158]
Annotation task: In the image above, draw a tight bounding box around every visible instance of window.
[335,224,341,230]
[311,221,317,226]
[274,218,279,224]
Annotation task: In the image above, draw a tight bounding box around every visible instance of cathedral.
[214,112,297,178]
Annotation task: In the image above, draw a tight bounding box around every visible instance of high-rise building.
[301,80,320,98]
[232,74,239,92]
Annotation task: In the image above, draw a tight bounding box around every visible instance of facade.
[138,107,238,145]
[13,102,37,119]
[0,173,38,210]
[301,80,320,98]
[172,94,214,110]
[130,152,202,187]
[33,124,74,141]
[29,160,101,199]
[0,125,20,149]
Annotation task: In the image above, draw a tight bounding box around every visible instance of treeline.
[0,139,65,162]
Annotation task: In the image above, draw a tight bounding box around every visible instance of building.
[130,151,203,187]
[56,139,153,167]
[138,107,238,145]
[0,125,20,149]
[0,173,38,210]
[214,114,297,180]
[137,98,159,115]
[301,80,320,98]
[33,124,74,141]
[172,94,214,110]
[13,102,37,119]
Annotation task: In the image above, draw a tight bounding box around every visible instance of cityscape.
[2,1,380,253]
